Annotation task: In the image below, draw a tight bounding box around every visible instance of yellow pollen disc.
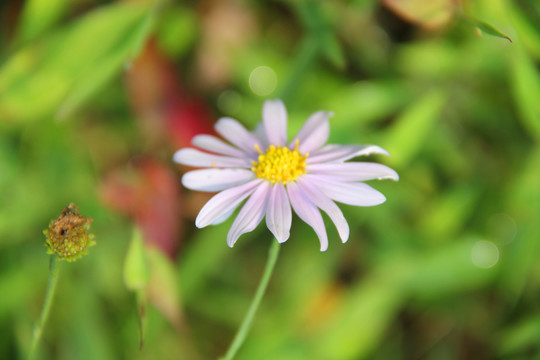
[251,140,308,184]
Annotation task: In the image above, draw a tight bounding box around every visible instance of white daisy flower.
[173,100,398,251]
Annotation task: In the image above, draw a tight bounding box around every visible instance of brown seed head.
[44,203,95,262]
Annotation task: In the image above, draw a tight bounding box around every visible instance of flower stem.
[28,256,60,360]
[221,240,281,360]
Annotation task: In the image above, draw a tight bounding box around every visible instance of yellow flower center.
[251,140,308,184]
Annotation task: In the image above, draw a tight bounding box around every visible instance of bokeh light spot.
[471,240,499,269]
[249,66,277,96]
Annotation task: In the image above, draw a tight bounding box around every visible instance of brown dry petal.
[382,0,457,30]
[195,0,258,87]
[99,159,183,258]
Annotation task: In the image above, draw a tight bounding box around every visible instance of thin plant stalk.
[221,4,322,357]
[28,256,60,360]
[221,240,281,360]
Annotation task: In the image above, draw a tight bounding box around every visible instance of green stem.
[221,240,281,360]
[28,256,60,360]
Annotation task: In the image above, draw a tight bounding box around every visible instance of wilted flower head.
[44,203,95,261]
[173,100,398,251]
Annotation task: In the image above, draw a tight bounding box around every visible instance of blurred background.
[1,0,540,359]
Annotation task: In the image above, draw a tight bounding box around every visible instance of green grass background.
[1,0,540,359]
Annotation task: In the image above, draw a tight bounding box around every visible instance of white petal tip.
[319,239,329,251]
[215,116,230,124]
[172,149,186,164]
[340,232,350,243]
[378,170,399,181]
[180,175,193,189]
[270,227,290,243]
[360,145,391,157]
[194,220,204,229]
[372,146,390,157]
[195,215,209,229]
[357,145,391,158]
[362,193,387,207]
[227,235,239,248]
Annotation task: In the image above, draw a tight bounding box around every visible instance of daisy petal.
[192,134,247,158]
[287,182,329,251]
[291,111,332,153]
[195,180,263,228]
[266,183,292,243]
[307,175,386,206]
[173,148,251,168]
[215,117,261,154]
[307,162,399,181]
[253,122,269,150]
[297,177,349,243]
[211,208,235,225]
[182,169,255,192]
[227,182,270,247]
[263,99,287,146]
[307,144,390,164]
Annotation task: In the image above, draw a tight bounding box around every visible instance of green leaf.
[402,240,497,299]
[419,185,479,241]
[508,0,540,58]
[510,48,540,139]
[294,0,345,69]
[499,146,540,304]
[156,5,198,58]
[15,0,73,45]
[178,225,231,303]
[382,90,446,166]
[313,280,403,360]
[472,20,512,42]
[125,6,156,67]
[56,5,155,119]
[498,313,540,356]
[458,13,512,42]
[325,81,410,135]
[123,227,149,349]
[0,2,151,122]
[320,31,346,69]
[123,227,148,291]
[147,247,182,329]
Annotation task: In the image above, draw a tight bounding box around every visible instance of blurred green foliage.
[1,0,540,359]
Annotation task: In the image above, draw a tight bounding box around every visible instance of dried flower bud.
[44,203,95,262]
